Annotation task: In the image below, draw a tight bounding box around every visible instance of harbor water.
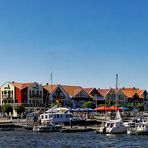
[0,131,148,148]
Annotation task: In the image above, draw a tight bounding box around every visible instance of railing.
[2,95,13,99]
[93,97,105,100]
[29,95,42,98]
[1,103,45,108]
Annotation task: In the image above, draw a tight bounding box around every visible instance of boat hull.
[127,129,148,135]
[106,126,127,134]
[33,125,62,132]
[98,126,127,134]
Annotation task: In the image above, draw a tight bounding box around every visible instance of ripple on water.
[0,131,148,148]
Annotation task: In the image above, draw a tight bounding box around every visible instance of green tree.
[50,103,59,108]
[82,101,96,109]
[15,105,25,115]
[136,103,144,111]
[126,104,133,110]
[1,104,13,115]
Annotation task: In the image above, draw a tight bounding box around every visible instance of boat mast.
[116,74,118,106]
[50,66,53,89]
[50,72,53,89]
[45,71,53,110]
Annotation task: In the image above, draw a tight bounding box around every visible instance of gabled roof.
[84,88,103,97]
[122,90,135,98]
[62,85,83,97]
[121,88,144,98]
[43,84,90,98]
[83,88,94,94]
[43,84,60,93]
[98,89,109,97]
[137,90,144,96]
[122,88,136,91]
[11,82,32,89]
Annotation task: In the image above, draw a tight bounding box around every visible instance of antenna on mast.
[50,66,53,89]
[116,74,118,90]
[51,72,53,86]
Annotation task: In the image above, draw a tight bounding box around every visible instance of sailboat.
[98,74,127,134]
[99,110,127,134]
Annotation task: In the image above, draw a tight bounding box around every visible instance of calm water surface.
[0,131,148,148]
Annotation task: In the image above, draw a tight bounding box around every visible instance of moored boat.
[98,111,127,134]
[33,123,62,132]
[127,122,148,135]
[39,112,73,124]
[124,117,146,128]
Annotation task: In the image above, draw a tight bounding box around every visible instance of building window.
[40,91,42,97]
[11,91,13,97]
[32,90,35,97]
[41,115,44,119]
[76,92,86,97]
[8,90,11,98]
[36,90,39,97]
[29,90,31,97]
[45,115,48,119]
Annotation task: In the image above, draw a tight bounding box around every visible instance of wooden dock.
[60,126,94,133]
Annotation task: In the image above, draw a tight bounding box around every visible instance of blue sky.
[0,0,148,89]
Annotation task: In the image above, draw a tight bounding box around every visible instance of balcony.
[93,97,105,100]
[2,95,13,99]
[24,103,45,107]
[29,95,42,98]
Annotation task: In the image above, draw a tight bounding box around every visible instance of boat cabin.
[40,112,73,124]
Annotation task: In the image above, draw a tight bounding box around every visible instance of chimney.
[46,83,48,85]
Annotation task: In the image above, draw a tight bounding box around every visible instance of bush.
[126,104,133,110]
[1,104,13,115]
[136,103,144,111]
[82,101,96,109]
[15,105,25,115]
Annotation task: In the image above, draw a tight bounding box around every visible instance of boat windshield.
[106,123,114,128]
[130,123,136,127]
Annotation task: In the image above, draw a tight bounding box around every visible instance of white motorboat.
[99,111,127,134]
[39,112,73,124]
[127,122,148,135]
[33,122,62,132]
[124,117,146,128]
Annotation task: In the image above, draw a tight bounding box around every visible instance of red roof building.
[0,82,44,112]
[43,84,91,107]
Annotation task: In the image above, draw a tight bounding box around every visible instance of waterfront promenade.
[0,111,148,131]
